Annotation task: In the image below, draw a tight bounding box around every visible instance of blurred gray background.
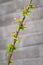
[0,0,43,65]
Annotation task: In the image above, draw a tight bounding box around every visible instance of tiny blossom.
[14,16,20,21]
[36,4,39,8]
[23,20,27,25]
[33,3,39,8]
[14,18,17,21]
[18,35,22,39]
[17,16,20,19]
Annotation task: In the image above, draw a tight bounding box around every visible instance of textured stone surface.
[39,45,43,57]
[0,0,11,3]
[23,32,43,47]
[23,58,39,65]
[13,46,39,59]
[0,0,43,65]
[0,0,43,26]
[38,57,43,65]
[40,0,43,6]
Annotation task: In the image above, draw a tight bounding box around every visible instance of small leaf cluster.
[14,37,21,43]
[19,24,26,30]
[16,18,22,23]
[11,32,16,37]
[21,7,31,17]
[6,44,12,52]
[6,43,18,52]
[28,3,36,8]
[9,60,14,64]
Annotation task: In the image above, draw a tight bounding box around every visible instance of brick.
[0,63,6,65]
[39,45,43,57]
[23,32,43,47]
[13,60,23,65]
[23,58,39,65]
[19,19,43,35]
[11,58,40,65]
[13,46,39,59]
[39,57,43,65]
[0,24,17,39]
[40,8,43,19]
[0,1,16,15]
[0,0,11,3]
[40,0,43,7]
[0,50,6,62]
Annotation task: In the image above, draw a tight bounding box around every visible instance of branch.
[7,0,32,65]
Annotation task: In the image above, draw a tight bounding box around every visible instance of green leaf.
[14,37,21,44]
[6,47,10,52]
[16,19,22,23]
[11,33,16,37]
[21,10,24,13]
[9,60,13,64]
[28,10,31,13]
[14,46,18,50]
[6,44,12,52]
[14,37,17,42]
[20,24,25,30]
[28,3,35,8]
[23,10,31,17]
[7,44,12,48]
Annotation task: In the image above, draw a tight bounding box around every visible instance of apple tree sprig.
[6,0,37,65]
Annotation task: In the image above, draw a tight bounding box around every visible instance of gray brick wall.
[0,0,43,65]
